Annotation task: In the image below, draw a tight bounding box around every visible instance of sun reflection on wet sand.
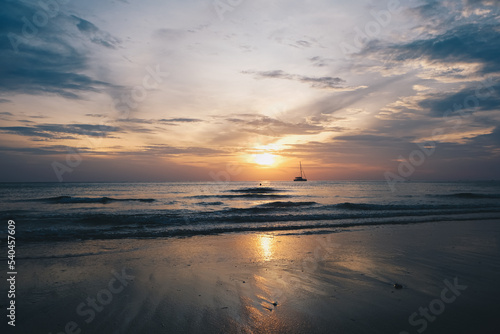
[258,234,275,261]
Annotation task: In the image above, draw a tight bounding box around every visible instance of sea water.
[1,181,500,242]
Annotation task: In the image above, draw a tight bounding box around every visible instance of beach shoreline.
[10,219,500,333]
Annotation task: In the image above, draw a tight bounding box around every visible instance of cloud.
[333,134,410,143]
[152,28,186,41]
[160,118,203,123]
[203,113,345,147]
[0,1,120,99]
[352,0,500,151]
[358,3,500,82]
[0,150,213,182]
[295,40,311,48]
[127,145,224,156]
[85,114,108,118]
[0,111,13,120]
[268,28,324,50]
[0,145,92,155]
[116,117,203,125]
[223,114,335,137]
[281,127,500,179]
[0,144,224,158]
[243,70,366,91]
[378,78,500,120]
[0,124,121,139]
[309,56,333,68]
[72,15,120,49]
[470,126,500,145]
[418,80,500,117]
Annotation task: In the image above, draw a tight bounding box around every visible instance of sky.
[0,0,499,182]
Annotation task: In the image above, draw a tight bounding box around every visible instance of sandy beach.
[10,219,500,334]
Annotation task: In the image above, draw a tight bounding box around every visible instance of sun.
[254,153,276,166]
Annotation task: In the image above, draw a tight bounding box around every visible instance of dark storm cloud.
[0,124,121,139]
[0,1,120,99]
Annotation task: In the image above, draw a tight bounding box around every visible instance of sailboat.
[293,162,307,181]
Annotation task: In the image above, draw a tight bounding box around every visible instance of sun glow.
[254,153,276,166]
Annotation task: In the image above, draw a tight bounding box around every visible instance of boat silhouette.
[293,162,307,181]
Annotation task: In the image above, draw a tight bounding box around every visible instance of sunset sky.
[1,0,499,181]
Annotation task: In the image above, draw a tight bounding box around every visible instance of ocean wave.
[429,193,500,199]
[331,202,500,211]
[13,213,500,243]
[196,201,224,206]
[228,187,283,193]
[32,196,156,204]
[334,202,438,211]
[189,194,291,199]
[220,201,317,214]
[256,201,317,208]
[16,201,500,226]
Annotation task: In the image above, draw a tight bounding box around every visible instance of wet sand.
[10,219,500,333]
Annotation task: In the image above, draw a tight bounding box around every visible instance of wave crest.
[33,196,155,204]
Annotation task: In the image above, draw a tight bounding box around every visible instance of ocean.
[2,181,500,242]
